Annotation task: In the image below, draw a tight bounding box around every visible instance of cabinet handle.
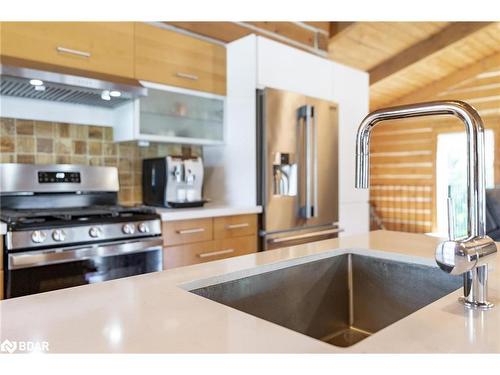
[226,223,250,229]
[56,46,91,58]
[176,72,199,81]
[270,228,343,244]
[176,228,205,235]
[198,249,235,258]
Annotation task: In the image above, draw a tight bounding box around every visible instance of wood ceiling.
[164,21,500,117]
[164,22,331,55]
[326,22,500,115]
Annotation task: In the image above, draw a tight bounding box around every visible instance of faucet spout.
[354,100,496,309]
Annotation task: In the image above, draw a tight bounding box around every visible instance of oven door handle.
[8,237,164,270]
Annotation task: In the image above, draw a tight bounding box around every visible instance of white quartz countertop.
[1,230,499,353]
[0,205,262,232]
[152,204,262,221]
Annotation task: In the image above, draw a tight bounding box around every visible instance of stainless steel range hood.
[0,65,148,108]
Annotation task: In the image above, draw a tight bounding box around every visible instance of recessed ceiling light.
[34,85,46,92]
[29,79,44,86]
[109,90,121,98]
[101,90,111,101]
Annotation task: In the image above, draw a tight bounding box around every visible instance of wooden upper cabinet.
[0,22,135,78]
[134,23,226,95]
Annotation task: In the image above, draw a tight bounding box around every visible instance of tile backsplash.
[0,117,201,205]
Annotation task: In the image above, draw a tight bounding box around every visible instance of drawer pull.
[270,228,343,244]
[56,46,91,58]
[176,228,205,235]
[226,223,250,229]
[198,249,235,258]
[176,72,199,81]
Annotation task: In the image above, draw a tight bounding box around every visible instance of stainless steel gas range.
[0,163,163,298]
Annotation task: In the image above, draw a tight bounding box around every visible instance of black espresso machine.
[142,156,206,208]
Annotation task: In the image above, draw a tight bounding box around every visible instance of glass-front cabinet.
[114,81,225,145]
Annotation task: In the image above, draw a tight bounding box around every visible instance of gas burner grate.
[0,205,157,227]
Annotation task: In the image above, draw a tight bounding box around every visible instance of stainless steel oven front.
[5,237,163,298]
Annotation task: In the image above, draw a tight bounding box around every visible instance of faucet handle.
[447,196,456,241]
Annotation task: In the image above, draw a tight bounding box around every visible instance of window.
[436,130,495,238]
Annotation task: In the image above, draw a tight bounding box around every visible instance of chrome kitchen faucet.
[354,100,497,309]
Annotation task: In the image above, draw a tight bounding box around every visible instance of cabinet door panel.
[1,22,134,78]
[162,218,213,246]
[215,236,257,257]
[163,240,215,269]
[134,23,226,95]
[214,214,257,239]
[163,235,257,269]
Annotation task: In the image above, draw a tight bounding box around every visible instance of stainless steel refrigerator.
[257,87,340,250]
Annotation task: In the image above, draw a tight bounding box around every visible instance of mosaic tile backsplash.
[0,117,201,205]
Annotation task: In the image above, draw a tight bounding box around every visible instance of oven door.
[5,237,163,298]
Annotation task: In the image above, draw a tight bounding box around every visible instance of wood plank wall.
[369,115,500,233]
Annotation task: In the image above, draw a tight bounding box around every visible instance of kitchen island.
[0,230,499,353]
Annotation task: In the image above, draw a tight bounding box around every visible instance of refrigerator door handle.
[311,105,318,218]
[298,105,317,219]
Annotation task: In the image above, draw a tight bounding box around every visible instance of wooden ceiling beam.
[301,22,330,35]
[384,51,500,107]
[369,22,493,85]
[329,22,355,38]
[164,21,329,55]
[245,22,324,49]
[165,22,249,43]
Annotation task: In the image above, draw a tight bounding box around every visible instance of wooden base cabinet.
[163,236,256,269]
[162,214,258,270]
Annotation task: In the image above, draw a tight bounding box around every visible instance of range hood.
[0,65,148,108]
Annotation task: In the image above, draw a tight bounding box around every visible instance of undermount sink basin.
[190,253,462,348]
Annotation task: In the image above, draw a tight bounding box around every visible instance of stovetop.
[1,205,159,230]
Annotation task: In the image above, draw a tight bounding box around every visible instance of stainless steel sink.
[190,254,462,347]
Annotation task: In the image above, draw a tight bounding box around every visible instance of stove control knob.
[31,230,47,244]
[52,229,66,242]
[89,227,101,238]
[122,224,135,235]
[138,222,150,233]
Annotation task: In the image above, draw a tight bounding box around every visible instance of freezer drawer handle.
[198,249,235,258]
[225,223,249,229]
[176,228,205,235]
[270,228,343,244]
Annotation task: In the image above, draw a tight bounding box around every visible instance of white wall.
[203,36,258,206]
[207,35,369,234]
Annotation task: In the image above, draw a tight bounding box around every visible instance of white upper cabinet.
[256,37,334,100]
